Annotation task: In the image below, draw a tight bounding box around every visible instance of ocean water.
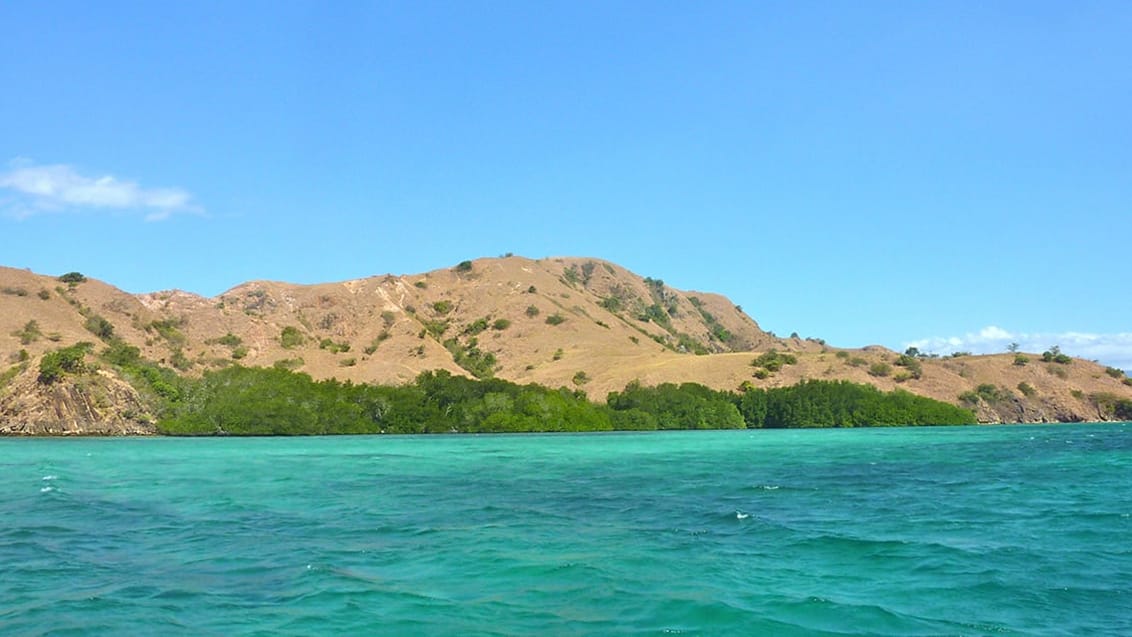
[2,424,1130,636]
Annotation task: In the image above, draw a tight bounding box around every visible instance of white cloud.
[905,326,1132,371]
[0,159,199,220]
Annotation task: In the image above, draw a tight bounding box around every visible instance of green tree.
[1042,345,1072,364]
[57,272,87,284]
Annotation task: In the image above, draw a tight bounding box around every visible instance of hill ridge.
[2,256,1131,433]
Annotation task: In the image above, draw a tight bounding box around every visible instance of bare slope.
[3,257,1130,432]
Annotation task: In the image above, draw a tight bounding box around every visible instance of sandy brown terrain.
[2,256,1130,433]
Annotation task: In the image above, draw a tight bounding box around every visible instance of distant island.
[2,256,1130,435]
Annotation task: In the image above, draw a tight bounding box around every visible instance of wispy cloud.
[905,326,1132,371]
[0,159,199,221]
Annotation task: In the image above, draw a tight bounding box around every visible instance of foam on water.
[1,424,1130,635]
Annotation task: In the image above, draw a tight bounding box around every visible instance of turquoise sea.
[2,424,1130,636]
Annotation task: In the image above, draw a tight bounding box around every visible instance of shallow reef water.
[2,424,1130,635]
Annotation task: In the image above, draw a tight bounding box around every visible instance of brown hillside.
[3,257,1131,431]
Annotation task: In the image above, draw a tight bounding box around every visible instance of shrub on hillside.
[1042,346,1072,364]
[868,362,892,377]
[280,326,305,349]
[38,342,93,384]
[893,354,923,379]
[84,315,115,341]
[960,383,1011,405]
[15,320,42,345]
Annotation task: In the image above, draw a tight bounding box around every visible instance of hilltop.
[2,256,1130,434]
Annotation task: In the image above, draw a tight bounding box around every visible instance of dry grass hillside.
[3,257,1131,431]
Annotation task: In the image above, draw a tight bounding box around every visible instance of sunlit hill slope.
[2,256,1130,434]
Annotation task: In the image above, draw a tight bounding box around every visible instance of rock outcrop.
[0,366,157,435]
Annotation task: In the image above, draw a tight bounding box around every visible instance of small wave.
[40,486,54,493]
[735,511,749,520]
[42,475,57,481]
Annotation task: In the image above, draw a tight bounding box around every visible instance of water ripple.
[1,425,1130,635]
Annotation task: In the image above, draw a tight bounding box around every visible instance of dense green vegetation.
[607,381,745,430]
[159,368,612,435]
[740,380,975,427]
[100,340,184,408]
[151,364,976,435]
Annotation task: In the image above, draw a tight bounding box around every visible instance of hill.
[2,256,1130,434]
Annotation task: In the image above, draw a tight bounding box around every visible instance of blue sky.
[2,2,1130,368]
